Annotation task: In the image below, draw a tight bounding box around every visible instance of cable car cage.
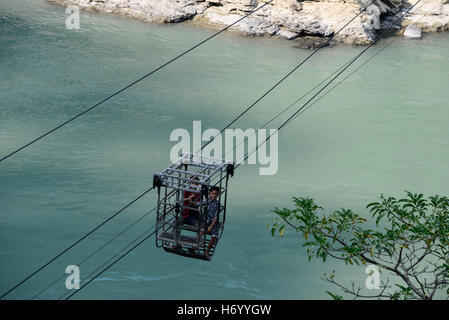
[153,153,234,261]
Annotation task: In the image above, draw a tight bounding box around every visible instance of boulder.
[279,29,300,40]
[403,25,422,38]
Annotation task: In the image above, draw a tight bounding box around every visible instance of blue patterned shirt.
[198,199,220,237]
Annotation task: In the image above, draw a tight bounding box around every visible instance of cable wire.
[290,19,429,122]
[199,1,374,152]
[31,206,157,300]
[235,0,424,170]
[59,224,156,300]
[225,0,430,164]
[1,4,372,296]
[9,0,428,300]
[62,216,175,300]
[1,0,271,295]
[37,2,376,299]
[222,59,353,161]
[0,0,275,163]
[0,186,155,299]
[62,0,426,301]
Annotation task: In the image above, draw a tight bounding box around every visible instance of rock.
[402,0,449,33]
[278,29,300,40]
[272,0,302,11]
[443,4,449,15]
[406,0,444,15]
[401,0,449,33]
[403,25,422,38]
[46,0,449,45]
[293,36,330,49]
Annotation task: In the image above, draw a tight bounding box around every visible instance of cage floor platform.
[158,230,204,247]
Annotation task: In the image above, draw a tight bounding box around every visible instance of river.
[0,0,448,299]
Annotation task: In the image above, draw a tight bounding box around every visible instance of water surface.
[1,0,448,299]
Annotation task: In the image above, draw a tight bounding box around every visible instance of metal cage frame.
[153,153,234,261]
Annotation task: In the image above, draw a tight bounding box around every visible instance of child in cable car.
[199,186,220,258]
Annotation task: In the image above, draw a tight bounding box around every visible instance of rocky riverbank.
[48,0,449,45]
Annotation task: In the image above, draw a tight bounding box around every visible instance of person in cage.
[199,186,220,258]
[182,176,201,227]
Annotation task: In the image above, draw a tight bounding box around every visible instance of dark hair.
[210,186,220,194]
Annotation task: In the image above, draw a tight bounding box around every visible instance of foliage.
[271,192,449,300]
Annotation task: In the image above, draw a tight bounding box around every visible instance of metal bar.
[158,203,177,224]
[158,184,204,195]
[165,167,210,178]
[160,188,177,201]
[218,166,223,241]
[221,174,230,240]
[179,160,223,169]
[158,173,210,185]
[155,182,162,248]
[158,176,209,190]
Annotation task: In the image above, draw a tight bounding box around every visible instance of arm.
[183,192,194,202]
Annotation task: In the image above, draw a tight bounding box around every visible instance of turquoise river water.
[1,0,448,299]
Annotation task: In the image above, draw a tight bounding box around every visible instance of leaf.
[279,225,286,237]
[326,291,343,300]
[271,223,278,237]
[390,292,400,300]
